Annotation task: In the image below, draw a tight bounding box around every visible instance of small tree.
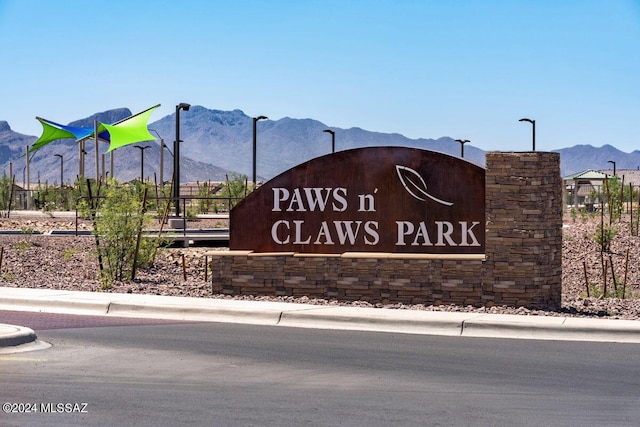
[221,173,254,209]
[605,177,623,220]
[197,181,214,214]
[74,178,108,216]
[594,223,617,253]
[33,182,74,212]
[90,179,160,288]
[0,174,11,211]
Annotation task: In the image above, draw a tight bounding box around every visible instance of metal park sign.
[230,147,485,254]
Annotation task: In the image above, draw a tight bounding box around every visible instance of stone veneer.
[483,152,562,308]
[208,152,562,309]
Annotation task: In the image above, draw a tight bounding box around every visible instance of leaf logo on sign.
[396,165,453,206]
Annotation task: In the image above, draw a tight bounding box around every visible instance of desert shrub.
[89,179,161,288]
[593,224,617,253]
[0,174,11,210]
[220,173,254,209]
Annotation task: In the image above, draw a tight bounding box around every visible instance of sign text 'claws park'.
[230,147,485,254]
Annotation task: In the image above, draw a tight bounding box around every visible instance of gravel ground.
[2,213,640,320]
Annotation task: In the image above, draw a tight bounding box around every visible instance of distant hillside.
[0,120,37,181]
[1,105,636,184]
[555,144,640,177]
[146,106,486,180]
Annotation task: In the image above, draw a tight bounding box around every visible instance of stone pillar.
[484,152,562,308]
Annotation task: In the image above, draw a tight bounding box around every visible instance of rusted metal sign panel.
[230,147,485,254]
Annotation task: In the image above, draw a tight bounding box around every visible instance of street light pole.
[608,160,616,177]
[54,154,63,186]
[252,115,268,186]
[135,145,151,182]
[160,139,164,184]
[323,129,335,153]
[519,118,536,151]
[174,103,190,216]
[454,139,470,158]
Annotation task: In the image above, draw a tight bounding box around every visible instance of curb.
[106,302,284,325]
[1,287,640,344]
[278,306,482,336]
[0,324,37,347]
[0,296,110,315]
[461,314,640,343]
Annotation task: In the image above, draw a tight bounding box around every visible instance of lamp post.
[323,129,335,153]
[134,145,151,182]
[519,118,536,151]
[454,139,470,158]
[608,160,616,177]
[174,103,190,216]
[54,154,63,186]
[252,115,268,185]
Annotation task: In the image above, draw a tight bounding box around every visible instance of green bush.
[33,183,77,212]
[221,173,254,209]
[0,174,11,210]
[89,179,161,288]
[197,181,214,214]
[594,224,618,253]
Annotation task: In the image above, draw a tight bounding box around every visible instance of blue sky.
[1,0,638,152]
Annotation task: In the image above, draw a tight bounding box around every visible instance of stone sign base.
[210,252,485,306]
[208,152,562,309]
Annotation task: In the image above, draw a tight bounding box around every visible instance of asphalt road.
[1,310,639,427]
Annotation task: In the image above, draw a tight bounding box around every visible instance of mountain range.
[0,106,637,185]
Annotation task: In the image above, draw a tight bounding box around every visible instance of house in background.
[599,169,640,188]
[563,170,609,211]
[564,168,640,211]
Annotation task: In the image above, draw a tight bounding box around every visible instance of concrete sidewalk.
[1,286,640,351]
